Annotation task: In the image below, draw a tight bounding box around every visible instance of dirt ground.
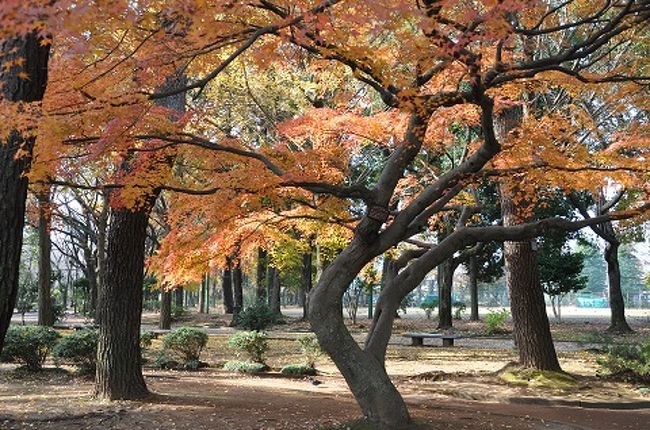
[1,312,649,430]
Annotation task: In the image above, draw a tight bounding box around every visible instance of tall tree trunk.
[205,273,211,313]
[94,193,109,316]
[502,192,561,371]
[256,248,267,301]
[95,70,184,399]
[174,287,183,308]
[300,251,312,320]
[469,255,479,321]
[232,261,243,320]
[222,266,234,314]
[604,240,632,333]
[497,105,560,371]
[198,274,206,313]
[95,206,151,400]
[0,33,50,353]
[268,267,281,316]
[37,189,54,326]
[160,289,171,330]
[437,259,454,329]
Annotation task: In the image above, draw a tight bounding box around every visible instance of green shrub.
[154,352,179,370]
[0,326,60,371]
[228,331,269,364]
[597,341,650,383]
[52,329,98,374]
[485,308,510,335]
[162,327,208,363]
[235,301,277,331]
[140,331,155,352]
[420,296,438,319]
[171,304,187,319]
[52,302,67,323]
[297,334,322,368]
[281,364,316,376]
[223,360,269,373]
[453,301,466,320]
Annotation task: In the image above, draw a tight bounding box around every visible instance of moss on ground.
[500,367,577,390]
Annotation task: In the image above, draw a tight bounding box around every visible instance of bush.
[171,304,187,319]
[162,327,208,363]
[0,326,60,371]
[140,331,155,352]
[52,329,98,374]
[420,296,438,319]
[453,301,466,320]
[281,364,316,376]
[154,352,179,370]
[52,302,66,323]
[228,331,269,364]
[597,341,650,383]
[235,301,277,331]
[485,309,510,335]
[223,360,269,373]
[297,334,322,368]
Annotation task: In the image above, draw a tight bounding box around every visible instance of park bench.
[402,332,462,347]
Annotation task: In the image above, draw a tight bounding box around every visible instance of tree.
[10,2,646,428]
[571,191,636,332]
[0,31,50,353]
[537,196,589,322]
[36,186,54,326]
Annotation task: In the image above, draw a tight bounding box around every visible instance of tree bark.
[469,255,479,321]
[174,287,184,308]
[309,240,411,429]
[256,248,267,301]
[95,70,184,399]
[437,259,454,329]
[502,191,561,371]
[497,104,561,371]
[300,251,312,320]
[37,189,54,326]
[198,274,206,313]
[160,289,171,330]
[222,265,234,314]
[232,261,243,318]
[95,206,151,400]
[604,240,632,333]
[268,266,281,316]
[0,33,50,353]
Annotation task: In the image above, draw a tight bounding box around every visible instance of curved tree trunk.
[96,207,151,400]
[469,255,479,321]
[604,241,632,333]
[160,289,171,330]
[309,240,411,429]
[0,33,50,352]
[37,189,54,326]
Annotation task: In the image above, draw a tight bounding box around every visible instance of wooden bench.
[402,332,462,347]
